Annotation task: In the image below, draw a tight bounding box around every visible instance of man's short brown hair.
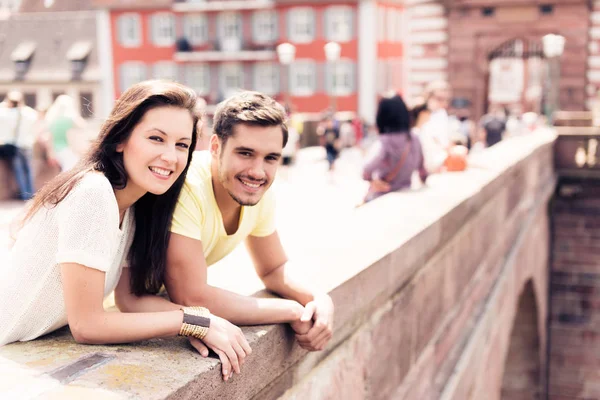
[213,91,288,147]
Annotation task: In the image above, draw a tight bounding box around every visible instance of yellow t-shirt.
[170,151,277,266]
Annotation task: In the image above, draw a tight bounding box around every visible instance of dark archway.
[501,280,542,400]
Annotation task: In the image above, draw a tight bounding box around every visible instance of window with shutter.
[288,8,315,44]
[253,63,279,95]
[184,64,210,96]
[117,14,141,48]
[253,10,278,44]
[327,60,355,96]
[290,61,316,96]
[153,62,178,81]
[120,62,147,93]
[183,14,208,45]
[220,63,244,98]
[151,13,176,47]
[326,6,353,42]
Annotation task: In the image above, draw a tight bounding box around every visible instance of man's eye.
[239,152,251,157]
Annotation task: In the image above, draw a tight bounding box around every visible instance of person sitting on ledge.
[166,91,335,352]
[0,80,249,381]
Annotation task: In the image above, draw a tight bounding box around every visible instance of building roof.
[92,0,172,9]
[0,12,100,83]
[18,0,95,12]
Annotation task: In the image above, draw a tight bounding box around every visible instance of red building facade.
[95,0,406,123]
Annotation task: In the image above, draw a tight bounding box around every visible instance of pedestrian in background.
[45,94,87,171]
[362,93,427,203]
[317,115,340,171]
[416,81,452,174]
[194,96,210,151]
[479,105,507,148]
[0,91,38,200]
[282,106,300,166]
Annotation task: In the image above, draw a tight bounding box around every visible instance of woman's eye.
[177,143,190,149]
[149,136,163,142]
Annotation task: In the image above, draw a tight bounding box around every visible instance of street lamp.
[276,42,296,111]
[542,34,566,123]
[324,41,341,113]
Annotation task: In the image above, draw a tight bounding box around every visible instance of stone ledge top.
[0,132,557,400]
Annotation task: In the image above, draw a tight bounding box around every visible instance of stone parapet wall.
[0,133,556,399]
[280,134,554,400]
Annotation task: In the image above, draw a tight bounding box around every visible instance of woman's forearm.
[71,310,183,344]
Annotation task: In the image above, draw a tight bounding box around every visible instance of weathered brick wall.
[549,180,600,400]
[446,0,589,119]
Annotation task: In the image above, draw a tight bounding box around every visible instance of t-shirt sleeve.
[56,174,120,272]
[170,184,204,241]
[251,189,277,237]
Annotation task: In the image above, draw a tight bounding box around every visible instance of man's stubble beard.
[218,158,262,207]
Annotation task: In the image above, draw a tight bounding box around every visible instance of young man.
[166,91,334,356]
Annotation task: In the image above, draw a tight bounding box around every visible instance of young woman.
[42,94,86,171]
[0,80,250,381]
[362,93,428,202]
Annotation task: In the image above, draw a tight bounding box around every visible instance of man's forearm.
[116,293,181,313]
[260,262,317,307]
[173,284,303,326]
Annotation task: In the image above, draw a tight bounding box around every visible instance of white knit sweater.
[0,173,134,345]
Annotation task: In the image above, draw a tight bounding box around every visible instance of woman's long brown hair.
[23,80,200,295]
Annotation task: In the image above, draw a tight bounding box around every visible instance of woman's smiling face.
[117,106,194,197]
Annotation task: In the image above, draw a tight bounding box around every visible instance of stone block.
[278,330,372,400]
[364,287,414,400]
[411,262,445,357]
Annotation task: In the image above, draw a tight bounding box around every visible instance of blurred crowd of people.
[0,91,86,200]
[1,83,545,203]
[296,80,546,204]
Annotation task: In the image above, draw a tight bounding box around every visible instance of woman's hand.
[195,315,252,381]
[370,179,391,193]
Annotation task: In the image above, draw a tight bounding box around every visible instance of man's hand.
[290,312,311,336]
[295,295,334,351]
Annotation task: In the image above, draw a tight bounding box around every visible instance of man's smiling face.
[212,123,283,206]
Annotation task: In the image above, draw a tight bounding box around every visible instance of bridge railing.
[0,133,557,400]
